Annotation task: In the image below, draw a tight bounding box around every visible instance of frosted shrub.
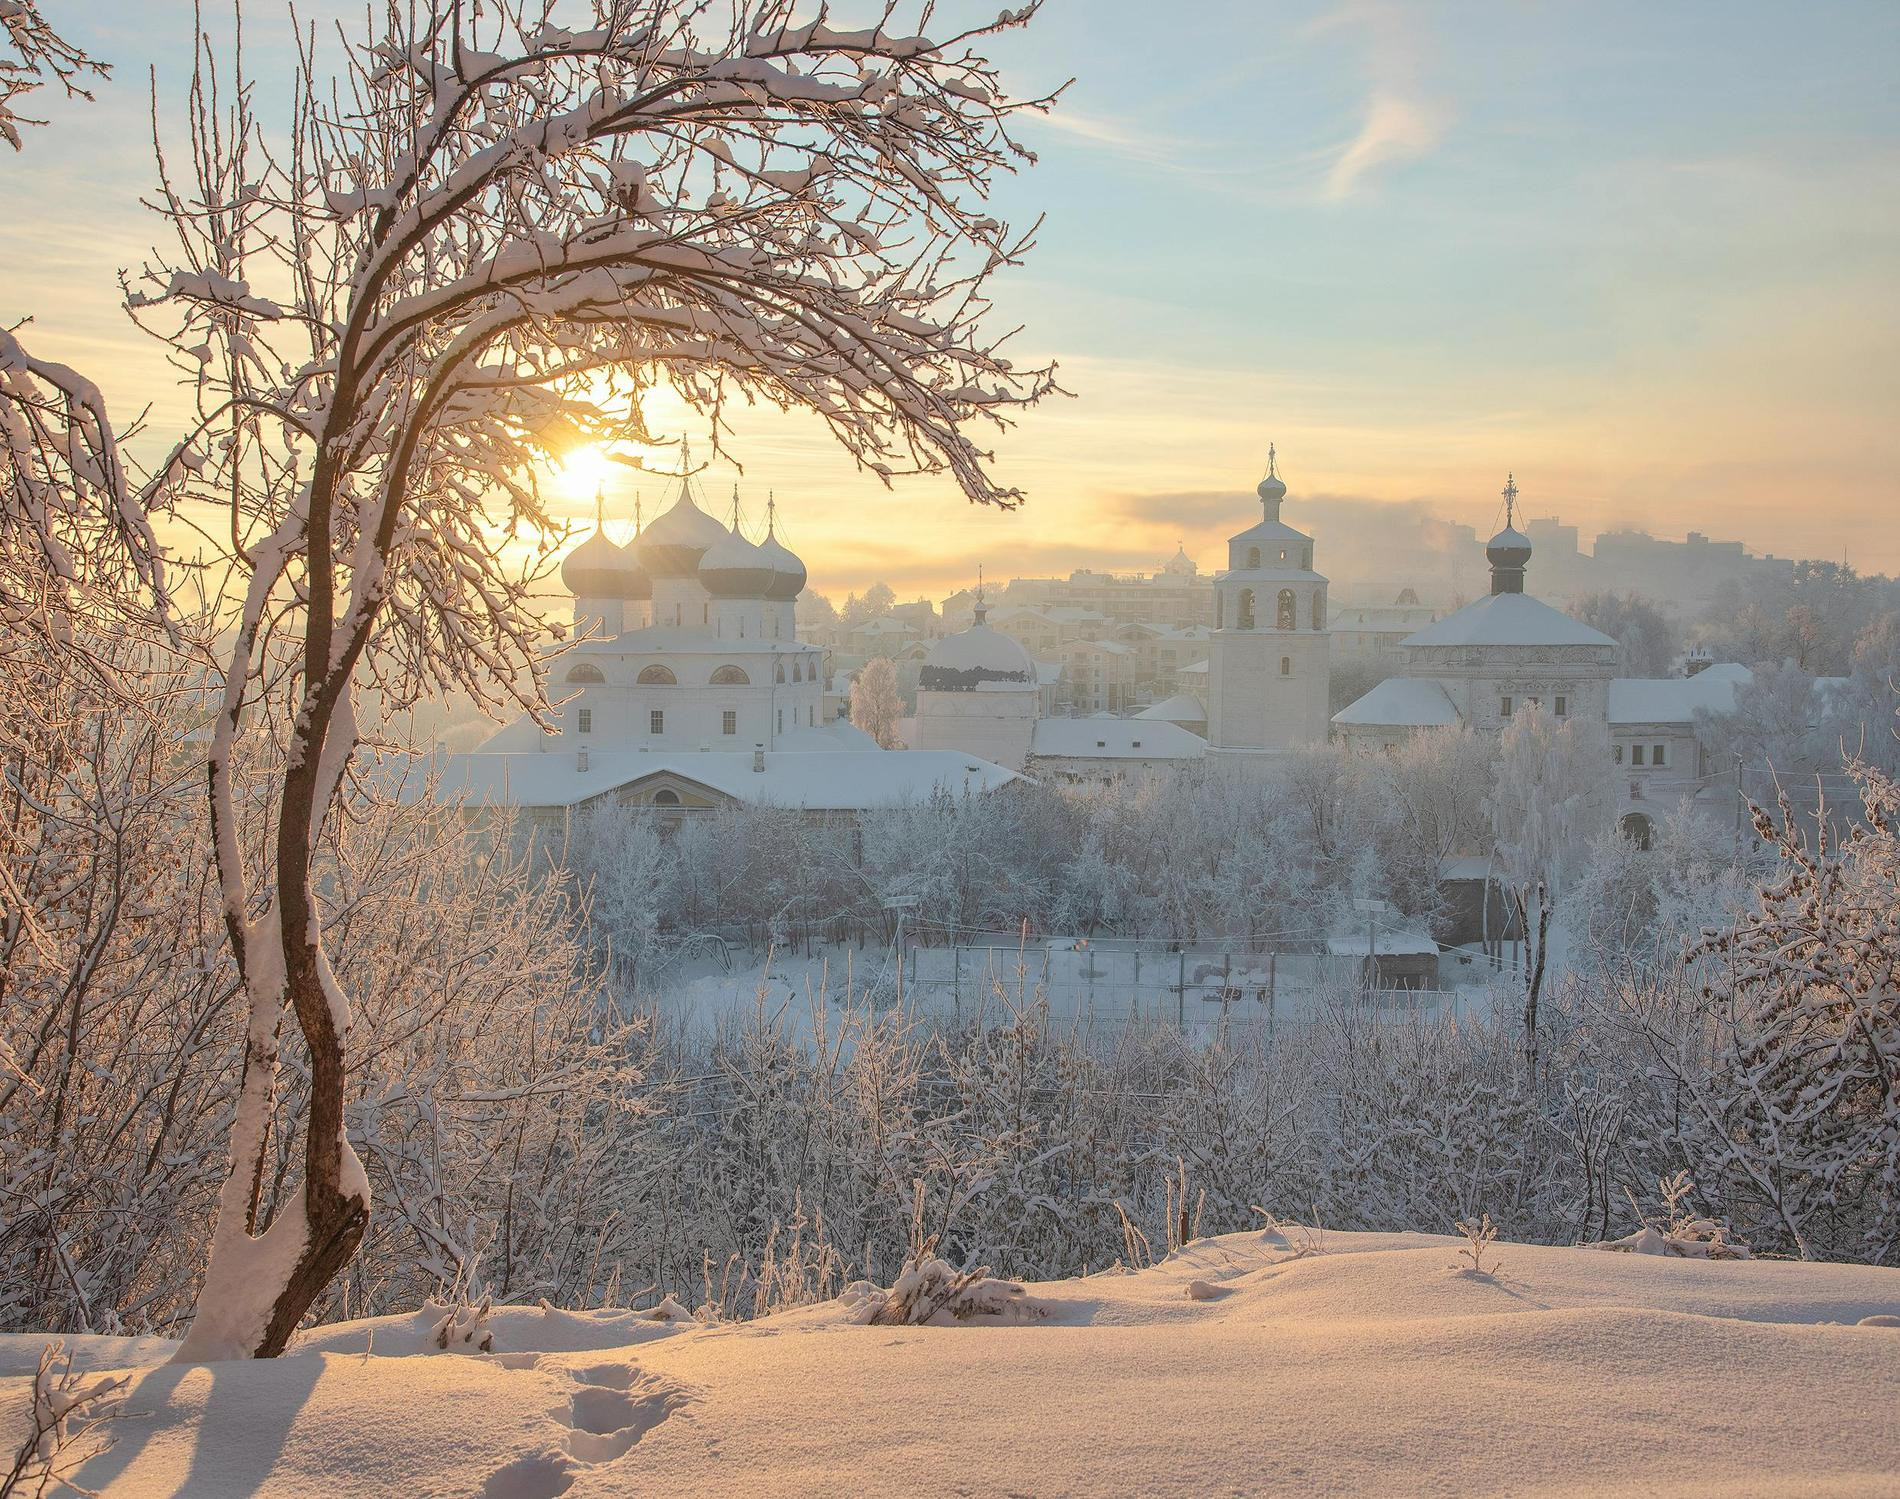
[1,1343,127,1499]
[1453,1214,1502,1277]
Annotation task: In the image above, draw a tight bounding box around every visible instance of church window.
[1237,589,1254,629]
[1278,548,1288,563]
[1631,744,1645,766]
[1280,656,1291,676]
[1500,695,1513,718]
[1247,546,1261,569]
[711,664,750,686]
[650,709,665,735]
[775,661,786,684]
[1554,696,1567,717]
[566,663,605,684]
[1614,744,1624,764]
[1276,590,1295,630]
[722,710,737,736]
[1652,743,1666,766]
[652,788,680,807]
[1311,593,1324,631]
[1302,547,1312,569]
[577,708,592,735]
[637,664,676,685]
[777,708,784,734]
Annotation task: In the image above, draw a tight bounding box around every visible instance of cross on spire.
[594,480,605,530]
[1267,442,1278,479]
[1502,472,1519,528]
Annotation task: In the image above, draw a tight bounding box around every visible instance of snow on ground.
[5,1231,1898,1497]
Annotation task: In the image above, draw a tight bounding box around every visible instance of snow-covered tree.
[840,581,898,629]
[1,0,1058,1358]
[1487,704,1613,1077]
[850,656,904,749]
[0,0,109,150]
[1570,592,1677,678]
[1672,763,1900,1260]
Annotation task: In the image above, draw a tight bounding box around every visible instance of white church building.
[436,469,1023,820]
[1332,477,1751,847]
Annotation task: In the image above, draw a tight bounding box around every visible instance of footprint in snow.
[478,1360,693,1494]
[553,1363,694,1465]
[479,1451,574,1499]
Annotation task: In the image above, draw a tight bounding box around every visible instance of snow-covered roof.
[425,748,1017,812]
[1403,593,1616,650]
[1028,719,1207,761]
[1326,931,1440,958]
[1608,664,1751,725]
[1179,659,1209,677]
[776,719,880,752]
[1331,677,1461,728]
[1136,693,1208,725]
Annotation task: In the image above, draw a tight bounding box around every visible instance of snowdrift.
[4,1230,1897,1497]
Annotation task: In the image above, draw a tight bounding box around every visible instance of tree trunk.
[1523,883,1549,1082]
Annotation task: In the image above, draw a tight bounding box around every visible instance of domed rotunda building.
[909,593,1041,771]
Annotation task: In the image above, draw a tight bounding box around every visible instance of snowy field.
[651,939,1493,1038]
[6,1230,1898,1497]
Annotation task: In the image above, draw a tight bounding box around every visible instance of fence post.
[1268,948,1277,1042]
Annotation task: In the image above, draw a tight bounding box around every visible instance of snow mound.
[3,1231,1897,1496]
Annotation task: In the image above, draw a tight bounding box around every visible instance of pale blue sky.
[5,1,1896,596]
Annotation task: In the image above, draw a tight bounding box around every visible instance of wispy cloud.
[1327,91,1448,198]
[1309,1,1451,199]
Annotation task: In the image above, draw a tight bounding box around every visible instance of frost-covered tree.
[1570,592,1677,678]
[1374,725,1496,926]
[1608,762,1900,1262]
[1,0,1058,1357]
[850,655,904,748]
[0,0,109,150]
[1488,704,1613,1076]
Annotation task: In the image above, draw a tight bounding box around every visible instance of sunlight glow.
[556,443,613,503]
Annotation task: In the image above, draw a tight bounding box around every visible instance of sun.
[556,442,613,502]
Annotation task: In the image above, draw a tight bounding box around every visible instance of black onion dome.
[698,523,775,598]
[758,525,806,602]
[561,529,628,598]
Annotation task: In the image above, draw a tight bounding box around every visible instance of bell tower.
[1207,447,1331,755]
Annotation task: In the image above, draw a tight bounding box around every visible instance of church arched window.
[636,664,676,685]
[775,660,786,684]
[1246,546,1260,570]
[565,663,605,684]
[1277,589,1296,630]
[1281,656,1291,676]
[711,664,749,686]
[652,787,681,807]
[1237,589,1254,630]
[1311,593,1324,631]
